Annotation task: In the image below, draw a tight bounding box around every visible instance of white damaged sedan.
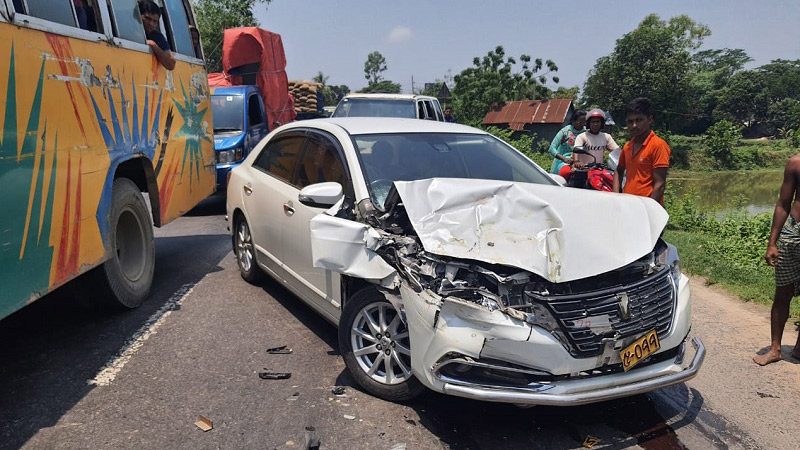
[226,118,704,405]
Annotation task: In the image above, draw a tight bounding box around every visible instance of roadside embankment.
[665,193,800,317]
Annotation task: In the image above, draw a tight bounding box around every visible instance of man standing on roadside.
[612,98,670,204]
[443,107,456,123]
[753,155,800,365]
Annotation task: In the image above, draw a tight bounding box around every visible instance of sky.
[254,0,800,97]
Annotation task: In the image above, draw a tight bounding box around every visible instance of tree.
[312,71,329,85]
[451,46,559,125]
[684,48,752,134]
[194,0,271,73]
[357,80,402,94]
[552,86,580,105]
[582,14,710,131]
[323,84,350,106]
[364,51,387,85]
[714,70,770,126]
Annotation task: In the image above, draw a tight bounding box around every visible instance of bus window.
[163,0,195,56]
[23,0,78,27]
[107,0,147,44]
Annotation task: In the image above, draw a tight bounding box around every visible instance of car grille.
[526,269,675,358]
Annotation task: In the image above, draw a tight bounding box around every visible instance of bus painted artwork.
[0,1,215,320]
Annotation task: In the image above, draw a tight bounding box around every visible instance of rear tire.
[234,215,263,283]
[79,177,155,309]
[339,286,425,402]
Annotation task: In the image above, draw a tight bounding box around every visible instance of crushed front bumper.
[437,337,704,406]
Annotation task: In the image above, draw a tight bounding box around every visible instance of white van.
[332,93,445,121]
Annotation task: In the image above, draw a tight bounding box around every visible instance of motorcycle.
[563,146,619,192]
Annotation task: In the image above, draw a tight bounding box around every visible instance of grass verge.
[664,229,800,317]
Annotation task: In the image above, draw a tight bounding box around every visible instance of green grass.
[665,230,800,317]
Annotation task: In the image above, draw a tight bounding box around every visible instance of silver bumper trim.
[441,337,705,406]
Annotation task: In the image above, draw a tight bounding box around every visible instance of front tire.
[79,177,155,309]
[339,286,424,401]
[234,215,263,283]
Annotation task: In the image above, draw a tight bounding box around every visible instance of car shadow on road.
[183,192,227,217]
[251,276,340,353]
[0,233,230,450]
[397,384,710,450]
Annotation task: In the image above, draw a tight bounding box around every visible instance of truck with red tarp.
[207,27,296,190]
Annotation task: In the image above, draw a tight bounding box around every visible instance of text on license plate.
[620,329,660,371]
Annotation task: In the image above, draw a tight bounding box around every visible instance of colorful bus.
[0,0,215,320]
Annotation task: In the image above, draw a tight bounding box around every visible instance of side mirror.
[298,182,343,208]
[608,148,621,171]
[550,174,567,186]
[571,146,588,155]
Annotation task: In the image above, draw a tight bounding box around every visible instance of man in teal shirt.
[548,110,586,174]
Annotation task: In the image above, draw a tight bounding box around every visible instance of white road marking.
[88,284,195,386]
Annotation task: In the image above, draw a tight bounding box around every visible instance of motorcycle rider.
[573,108,620,169]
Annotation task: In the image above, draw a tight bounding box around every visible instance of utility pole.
[411,75,415,94]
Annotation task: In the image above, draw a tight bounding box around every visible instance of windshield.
[332,98,416,118]
[353,133,556,208]
[211,95,244,132]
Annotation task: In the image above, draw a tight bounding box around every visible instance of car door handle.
[243,183,253,195]
[283,201,295,216]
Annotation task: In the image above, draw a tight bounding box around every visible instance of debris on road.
[258,370,292,380]
[194,415,213,432]
[757,391,779,398]
[388,444,407,450]
[582,435,600,448]
[266,345,293,354]
[343,414,356,420]
[331,386,346,396]
[304,426,320,450]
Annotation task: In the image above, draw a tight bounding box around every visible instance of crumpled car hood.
[392,178,668,283]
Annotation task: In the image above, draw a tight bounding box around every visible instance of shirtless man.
[753,154,800,365]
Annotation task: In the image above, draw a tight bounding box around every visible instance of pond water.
[668,169,782,216]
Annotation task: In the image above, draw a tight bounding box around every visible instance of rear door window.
[417,101,426,120]
[163,0,195,56]
[253,135,305,183]
[25,0,77,27]
[423,101,437,121]
[109,0,147,44]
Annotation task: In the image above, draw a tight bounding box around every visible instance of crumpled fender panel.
[309,214,397,283]
[393,178,668,283]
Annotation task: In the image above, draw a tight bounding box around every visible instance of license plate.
[620,329,660,371]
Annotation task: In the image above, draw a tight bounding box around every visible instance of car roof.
[281,117,487,136]
[341,93,438,101]
[211,86,256,95]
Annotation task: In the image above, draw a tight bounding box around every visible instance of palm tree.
[313,71,329,86]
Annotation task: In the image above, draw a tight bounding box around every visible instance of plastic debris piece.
[305,426,320,450]
[259,371,292,380]
[343,414,356,420]
[388,444,407,450]
[266,345,293,354]
[582,436,601,448]
[331,386,346,395]
[194,415,213,432]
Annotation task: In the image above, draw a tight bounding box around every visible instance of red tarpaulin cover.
[213,27,296,129]
[207,72,231,87]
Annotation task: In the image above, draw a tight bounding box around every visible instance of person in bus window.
[138,0,176,70]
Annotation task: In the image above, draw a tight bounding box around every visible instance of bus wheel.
[97,178,155,308]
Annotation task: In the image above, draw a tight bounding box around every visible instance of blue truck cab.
[210,86,269,190]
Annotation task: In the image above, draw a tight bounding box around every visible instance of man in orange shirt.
[612,98,670,204]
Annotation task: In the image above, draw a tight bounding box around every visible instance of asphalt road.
[1,194,796,450]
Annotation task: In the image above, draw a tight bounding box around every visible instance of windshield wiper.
[214,127,242,132]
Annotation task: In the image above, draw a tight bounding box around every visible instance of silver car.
[226,118,704,405]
